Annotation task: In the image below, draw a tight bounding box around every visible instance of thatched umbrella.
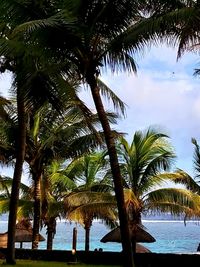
[100,224,155,243]
[136,243,151,253]
[0,219,45,249]
[15,219,45,248]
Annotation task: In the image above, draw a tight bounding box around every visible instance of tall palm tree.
[0,1,129,262]
[2,1,193,265]
[19,3,153,264]
[0,0,76,262]
[117,128,200,251]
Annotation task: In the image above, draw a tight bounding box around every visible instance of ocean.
[0,220,200,253]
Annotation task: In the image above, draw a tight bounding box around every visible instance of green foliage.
[118,127,199,221]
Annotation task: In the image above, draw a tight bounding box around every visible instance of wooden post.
[72,227,77,251]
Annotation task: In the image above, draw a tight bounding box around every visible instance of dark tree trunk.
[6,90,26,265]
[47,229,53,250]
[32,171,42,249]
[87,75,134,267]
[84,220,92,252]
[46,217,56,250]
[130,209,142,254]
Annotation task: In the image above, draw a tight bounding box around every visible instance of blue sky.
[80,45,200,177]
[0,44,200,181]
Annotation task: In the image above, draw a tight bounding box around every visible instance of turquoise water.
[1,220,200,253]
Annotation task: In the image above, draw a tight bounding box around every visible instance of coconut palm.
[64,151,116,251]
[146,134,200,185]
[117,128,200,250]
[1,1,194,265]
[26,94,122,250]
[65,152,116,251]
[0,174,33,226]
[40,160,77,250]
[0,0,77,261]
[0,0,128,258]
[65,191,116,251]
[0,36,59,267]
[18,3,151,264]
[128,1,200,60]
[0,77,123,254]
[25,101,108,249]
[0,96,17,166]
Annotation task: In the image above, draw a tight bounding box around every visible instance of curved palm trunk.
[32,171,42,249]
[87,75,134,267]
[6,91,26,264]
[84,219,92,252]
[46,217,56,250]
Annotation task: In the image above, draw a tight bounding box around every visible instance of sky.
[0,44,200,181]
[80,45,200,177]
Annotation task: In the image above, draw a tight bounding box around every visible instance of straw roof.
[15,219,45,242]
[100,224,155,243]
[15,229,45,242]
[0,219,45,247]
[136,243,151,253]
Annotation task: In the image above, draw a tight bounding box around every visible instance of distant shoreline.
[0,219,200,223]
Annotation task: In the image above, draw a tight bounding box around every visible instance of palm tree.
[25,100,109,249]
[0,81,122,252]
[0,0,77,261]
[65,191,117,252]
[0,96,17,165]
[40,160,77,250]
[63,151,116,251]
[2,1,193,265]
[0,4,127,258]
[20,3,153,264]
[158,137,200,216]
[25,95,121,250]
[117,128,200,250]
[126,1,199,60]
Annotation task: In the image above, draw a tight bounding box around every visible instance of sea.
[1,218,200,254]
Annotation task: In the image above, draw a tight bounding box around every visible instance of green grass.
[0,260,121,267]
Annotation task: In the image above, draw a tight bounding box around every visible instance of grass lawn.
[0,260,121,267]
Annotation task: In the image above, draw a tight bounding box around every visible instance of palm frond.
[155,169,200,193]
[145,188,200,217]
[12,12,76,36]
[0,198,9,214]
[97,78,126,117]
[192,138,200,182]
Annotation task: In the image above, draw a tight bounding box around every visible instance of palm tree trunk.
[6,90,26,265]
[32,171,42,249]
[46,217,56,250]
[47,230,53,250]
[87,75,134,267]
[132,240,136,254]
[84,220,92,252]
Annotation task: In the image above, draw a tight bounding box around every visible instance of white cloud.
[0,46,199,177]
[0,72,12,97]
[99,47,200,175]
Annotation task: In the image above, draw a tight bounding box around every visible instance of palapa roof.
[15,219,45,242]
[136,243,152,253]
[100,224,155,243]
